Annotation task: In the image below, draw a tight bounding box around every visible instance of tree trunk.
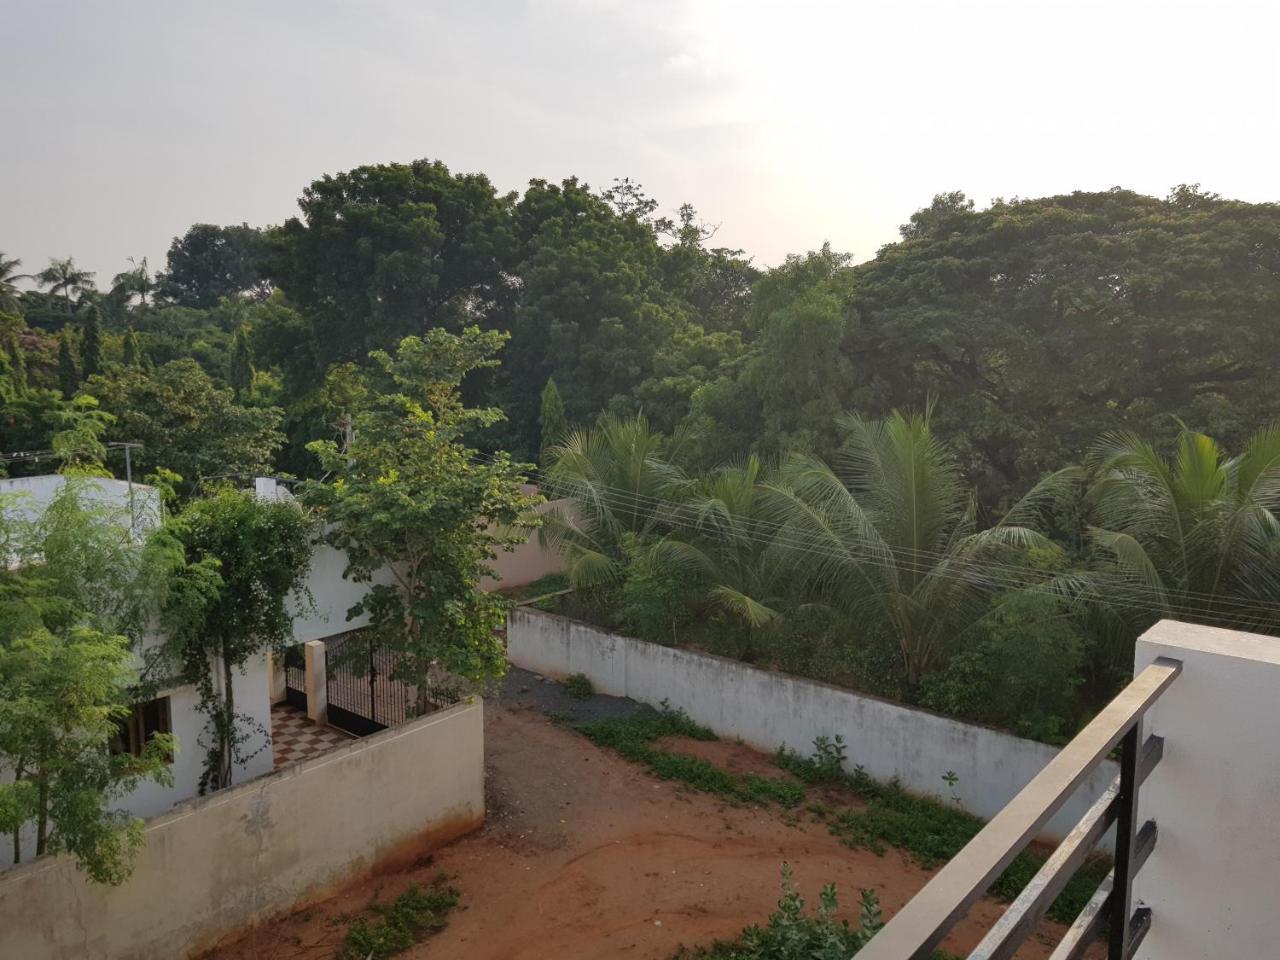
[220,649,235,789]
[34,778,48,856]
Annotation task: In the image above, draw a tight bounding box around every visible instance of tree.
[540,413,683,589]
[0,253,28,316]
[121,328,141,367]
[0,626,173,881]
[845,188,1280,502]
[538,377,567,464]
[110,257,155,310]
[80,304,103,380]
[57,330,78,398]
[264,161,517,381]
[300,328,539,704]
[36,258,95,315]
[228,325,253,400]
[763,408,1069,691]
[2,330,27,397]
[159,489,311,790]
[0,480,175,881]
[86,359,285,493]
[1083,425,1280,639]
[158,224,269,308]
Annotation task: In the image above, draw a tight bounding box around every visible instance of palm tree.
[36,257,95,314]
[0,253,31,315]
[641,455,784,629]
[110,256,154,308]
[1084,426,1280,636]
[539,413,685,589]
[761,408,1071,690]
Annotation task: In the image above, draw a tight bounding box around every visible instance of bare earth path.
[205,704,1082,960]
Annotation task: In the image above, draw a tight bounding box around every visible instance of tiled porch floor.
[270,702,354,769]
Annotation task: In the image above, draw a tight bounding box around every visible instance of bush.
[563,672,594,699]
[671,864,885,960]
[919,593,1086,742]
[339,879,460,960]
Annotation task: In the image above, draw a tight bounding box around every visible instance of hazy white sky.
[3,0,1278,283]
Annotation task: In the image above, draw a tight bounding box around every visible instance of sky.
[2,0,1278,284]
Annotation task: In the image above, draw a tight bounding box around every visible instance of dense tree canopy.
[5,163,1280,738]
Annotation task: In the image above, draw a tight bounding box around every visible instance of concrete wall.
[0,474,162,533]
[507,608,1116,840]
[0,699,485,960]
[1133,620,1280,960]
[479,495,570,592]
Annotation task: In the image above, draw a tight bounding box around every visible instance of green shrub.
[339,879,460,960]
[563,672,594,699]
[775,735,847,785]
[670,864,890,960]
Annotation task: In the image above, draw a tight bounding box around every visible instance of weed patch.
[775,743,1110,925]
[339,877,460,960]
[563,672,594,700]
[576,705,804,807]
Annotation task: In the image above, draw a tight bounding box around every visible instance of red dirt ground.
[203,706,1090,960]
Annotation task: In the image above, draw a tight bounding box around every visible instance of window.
[112,696,172,759]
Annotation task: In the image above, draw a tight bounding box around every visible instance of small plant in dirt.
[941,770,960,805]
[774,735,848,785]
[563,672,594,700]
[670,863,884,960]
[339,877,460,960]
[576,705,804,807]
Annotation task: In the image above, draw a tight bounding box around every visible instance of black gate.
[325,633,414,737]
[283,644,307,712]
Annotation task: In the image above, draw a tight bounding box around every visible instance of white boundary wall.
[507,608,1115,840]
[1133,621,1280,960]
[0,699,484,960]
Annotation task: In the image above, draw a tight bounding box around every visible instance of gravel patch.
[489,665,651,723]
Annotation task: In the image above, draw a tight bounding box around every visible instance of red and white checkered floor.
[270,703,353,769]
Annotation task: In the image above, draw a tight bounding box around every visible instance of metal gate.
[325,632,414,736]
[283,644,307,712]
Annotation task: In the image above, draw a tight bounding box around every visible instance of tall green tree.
[538,377,567,464]
[121,328,141,367]
[0,253,27,316]
[228,325,254,399]
[57,330,78,398]
[86,360,285,494]
[79,304,102,380]
[300,328,539,702]
[2,330,27,397]
[264,161,517,383]
[0,480,175,881]
[36,258,95,315]
[158,224,269,308]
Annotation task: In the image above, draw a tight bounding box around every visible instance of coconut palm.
[761,407,1072,689]
[0,253,27,314]
[641,455,785,628]
[539,413,686,588]
[36,257,96,314]
[1084,425,1280,635]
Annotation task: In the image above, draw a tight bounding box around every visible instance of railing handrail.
[856,656,1182,960]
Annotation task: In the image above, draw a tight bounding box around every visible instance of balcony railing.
[857,656,1182,960]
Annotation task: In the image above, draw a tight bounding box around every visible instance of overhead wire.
[468,451,1280,630]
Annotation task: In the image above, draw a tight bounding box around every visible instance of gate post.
[267,651,287,705]
[304,640,328,724]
